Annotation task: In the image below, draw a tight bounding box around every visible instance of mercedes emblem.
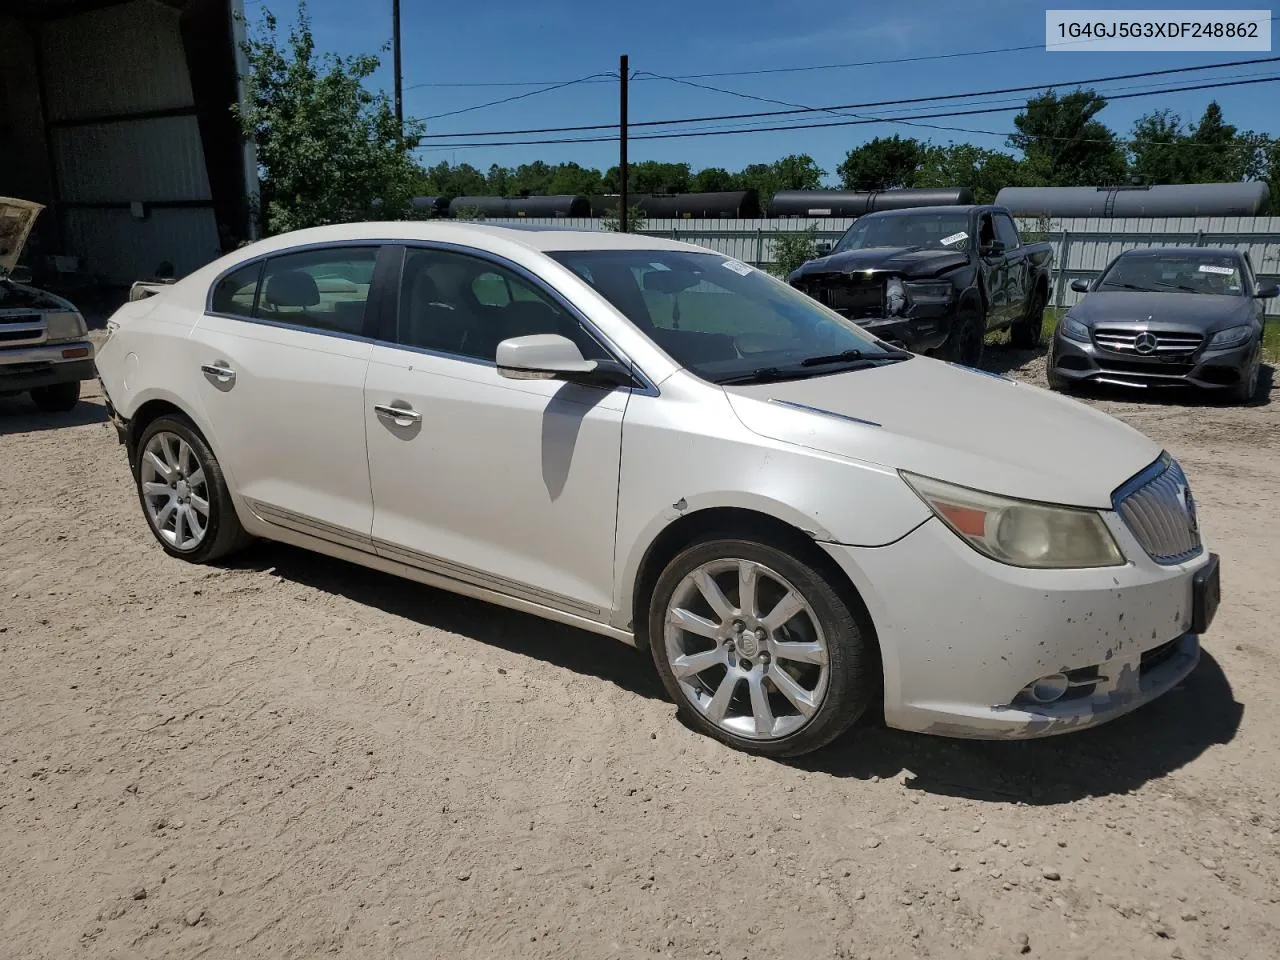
[1134,332,1158,355]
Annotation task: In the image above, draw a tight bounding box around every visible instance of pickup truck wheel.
[134,415,250,564]
[942,308,984,368]
[1011,289,1045,349]
[648,537,875,757]
[29,381,80,413]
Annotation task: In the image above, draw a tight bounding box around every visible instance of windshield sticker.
[940,232,968,247]
[1197,264,1234,275]
[721,258,753,276]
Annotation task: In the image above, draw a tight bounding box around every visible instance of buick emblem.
[1134,332,1158,355]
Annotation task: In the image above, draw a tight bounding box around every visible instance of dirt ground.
[3,337,1278,960]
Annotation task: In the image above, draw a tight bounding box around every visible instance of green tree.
[770,223,820,277]
[235,2,424,234]
[1009,89,1127,187]
[916,144,1022,202]
[693,166,736,191]
[1129,109,1190,184]
[836,136,927,190]
[418,161,488,197]
[600,203,647,232]
[547,162,604,196]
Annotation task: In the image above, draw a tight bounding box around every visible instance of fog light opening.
[1024,673,1069,704]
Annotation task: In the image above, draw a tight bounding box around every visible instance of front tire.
[648,537,876,757]
[30,380,80,412]
[1223,357,1260,405]
[941,307,985,368]
[134,415,250,563]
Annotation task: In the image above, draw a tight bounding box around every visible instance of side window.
[210,262,261,317]
[994,214,1020,250]
[255,246,380,335]
[397,248,608,363]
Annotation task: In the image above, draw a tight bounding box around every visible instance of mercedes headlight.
[1059,315,1091,343]
[901,472,1125,569]
[45,311,87,342]
[1206,324,1253,349]
[904,280,952,304]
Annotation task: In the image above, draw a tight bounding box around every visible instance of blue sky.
[249,0,1278,183]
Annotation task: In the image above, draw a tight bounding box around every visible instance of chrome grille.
[1094,327,1203,356]
[1114,455,1202,565]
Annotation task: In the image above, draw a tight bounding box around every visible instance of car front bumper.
[1050,331,1256,391]
[820,513,1216,740]
[0,340,96,392]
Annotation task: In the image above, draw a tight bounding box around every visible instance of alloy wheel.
[139,431,210,551]
[663,558,830,740]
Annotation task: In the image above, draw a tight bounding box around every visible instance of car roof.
[858,205,984,219]
[226,220,699,260]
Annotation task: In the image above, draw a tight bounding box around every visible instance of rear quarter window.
[209,262,262,317]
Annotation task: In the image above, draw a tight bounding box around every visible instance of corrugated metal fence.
[490,215,1280,317]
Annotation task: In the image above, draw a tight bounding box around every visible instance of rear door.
[189,243,396,549]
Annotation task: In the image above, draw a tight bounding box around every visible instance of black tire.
[133,414,251,564]
[1010,288,1045,349]
[29,380,80,412]
[941,306,985,368]
[647,536,876,758]
[1223,358,1260,405]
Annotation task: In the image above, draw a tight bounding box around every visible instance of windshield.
[549,249,907,384]
[1097,253,1246,296]
[833,213,973,254]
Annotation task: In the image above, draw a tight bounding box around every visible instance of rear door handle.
[373,402,422,426]
[201,362,236,384]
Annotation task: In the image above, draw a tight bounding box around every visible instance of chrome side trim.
[243,497,604,620]
[767,398,882,428]
[371,536,603,617]
[1111,453,1203,565]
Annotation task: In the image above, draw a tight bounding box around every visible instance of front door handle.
[201,362,236,384]
[373,402,422,426]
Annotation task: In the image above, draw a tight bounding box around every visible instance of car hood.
[0,197,43,278]
[791,246,969,281]
[722,357,1161,510]
[1071,290,1255,331]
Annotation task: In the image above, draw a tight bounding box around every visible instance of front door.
[190,243,390,548]
[364,245,628,619]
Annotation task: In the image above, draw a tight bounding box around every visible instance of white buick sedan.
[95,222,1219,756]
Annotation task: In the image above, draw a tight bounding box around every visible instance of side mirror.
[814,241,832,256]
[9,264,33,284]
[1070,278,1091,294]
[984,240,1006,256]
[1254,283,1279,299]
[496,334,633,388]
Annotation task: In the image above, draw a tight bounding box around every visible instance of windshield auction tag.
[940,232,967,247]
[722,259,752,276]
[1197,264,1234,275]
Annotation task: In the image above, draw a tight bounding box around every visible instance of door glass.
[255,246,380,335]
[994,214,1021,251]
[397,248,608,362]
[209,262,262,317]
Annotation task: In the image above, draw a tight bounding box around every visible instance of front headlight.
[901,472,1125,569]
[903,280,952,304]
[1206,324,1253,349]
[45,311,87,342]
[1059,315,1091,343]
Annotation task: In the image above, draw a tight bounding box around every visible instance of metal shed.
[0,0,254,287]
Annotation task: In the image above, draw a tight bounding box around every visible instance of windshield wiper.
[1100,281,1152,292]
[1153,281,1202,294]
[799,348,912,367]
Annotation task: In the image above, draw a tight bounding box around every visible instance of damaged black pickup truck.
[787,205,1054,366]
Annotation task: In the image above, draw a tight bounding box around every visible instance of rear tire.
[941,307,985,368]
[30,380,80,412]
[133,414,251,564]
[648,536,876,757]
[1010,288,1045,349]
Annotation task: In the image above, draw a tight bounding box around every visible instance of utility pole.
[393,0,404,135]
[619,54,629,233]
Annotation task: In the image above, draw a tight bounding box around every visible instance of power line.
[420,73,615,121]
[400,18,1278,88]
[418,56,1280,139]
[421,74,1280,148]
